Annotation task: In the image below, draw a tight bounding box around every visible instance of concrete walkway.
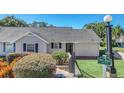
[117,52,124,60]
[75,63,81,76]
[55,68,74,78]
[113,51,124,60]
[55,64,81,78]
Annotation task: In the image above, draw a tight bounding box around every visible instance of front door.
[66,43,73,54]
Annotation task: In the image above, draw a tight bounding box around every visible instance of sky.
[0,14,123,29]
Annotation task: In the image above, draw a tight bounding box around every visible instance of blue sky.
[0,14,123,29]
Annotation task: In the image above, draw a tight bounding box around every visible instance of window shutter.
[3,42,6,52]
[35,43,38,53]
[13,43,16,52]
[59,43,62,48]
[51,42,54,48]
[23,43,26,52]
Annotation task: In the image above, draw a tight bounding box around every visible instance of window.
[54,43,59,48]
[26,44,35,52]
[5,43,14,53]
[51,42,62,49]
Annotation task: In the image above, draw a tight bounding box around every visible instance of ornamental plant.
[0,60,14,78]
[10,57,22,68]
[6,53,28,63]
[52,51,69,65]
[13,53,56,78]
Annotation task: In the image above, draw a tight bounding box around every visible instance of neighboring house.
[0,27,101,58]
[116,36,124,47]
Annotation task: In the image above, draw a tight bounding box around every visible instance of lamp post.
[103,15,117,78]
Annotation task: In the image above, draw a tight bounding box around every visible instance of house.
[116,36,124,47]
[0,27,101,58]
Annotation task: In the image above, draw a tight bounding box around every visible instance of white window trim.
[26,44,35,52]
[51,42,61,49]
[5,42,14,53]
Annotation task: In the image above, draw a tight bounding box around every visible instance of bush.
[6,53,28,63]
[52,51,69,65]
[10,57,22,68]
[12,53,56,78]
[0,60,14,78]
[0,54,6,61]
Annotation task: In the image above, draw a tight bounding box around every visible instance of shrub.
[12,53,56,78]
[0,60,14,78]
[0,54,6,61]
[52,51,69,65]
[6,53,28,63]
[10,57,22,68]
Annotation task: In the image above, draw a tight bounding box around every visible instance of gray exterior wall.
[47,43,66,53]
[0,42,3,54]
[15,35,47,53]
[74,42,99,57]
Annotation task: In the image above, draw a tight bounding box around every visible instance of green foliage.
[12,53,56,78]
[83,22,124,47]
[84,22,106,46]
[31,21,48,27]
[112,25,123,39]
[6,53,28,63]
[0,16,28,27]
[0,55,6,61]
[0,16,54,27]
[30,21,55,27]
[52,51,69,65]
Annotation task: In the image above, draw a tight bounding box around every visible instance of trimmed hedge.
[52,51,69,65]
[12,53,56,78]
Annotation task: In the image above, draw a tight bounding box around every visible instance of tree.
[112,25,124,46]
[83,22,106,46]
[0,16,28,27]
[31,21,48,27]
[112,25,123,40]
[83,22,124,47]
[49,24,55,27]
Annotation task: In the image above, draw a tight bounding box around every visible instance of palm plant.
[112,25,124,40]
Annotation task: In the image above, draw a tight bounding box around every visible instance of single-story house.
[0,27,101,58]
[116,36,124,47]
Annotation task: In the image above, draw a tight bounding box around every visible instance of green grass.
[100,47,124,53]
[77,59,124,78]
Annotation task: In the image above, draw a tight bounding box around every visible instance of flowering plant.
[0,60,14,78]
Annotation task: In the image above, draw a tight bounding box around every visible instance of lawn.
[100,47,124,53]
[77,59,124,78]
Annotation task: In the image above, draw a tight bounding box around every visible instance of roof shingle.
[0,27,101,43]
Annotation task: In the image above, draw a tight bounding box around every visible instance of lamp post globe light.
[104,15,117,78]
[104,15,112,23]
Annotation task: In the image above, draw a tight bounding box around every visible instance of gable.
[11,32,48,44]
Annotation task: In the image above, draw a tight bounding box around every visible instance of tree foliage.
[31,21,48,27]
[0,16,54,27]
[0,16,28,27]
[83,22,124,47]
[112,25,124,40]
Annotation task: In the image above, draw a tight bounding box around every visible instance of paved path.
[55,64,81,78]
[75,63,81,76]
[113,51,124,60]
[55,68,74,78]
[117,52,124,60]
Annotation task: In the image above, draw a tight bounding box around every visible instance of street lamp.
[104,15,117,78]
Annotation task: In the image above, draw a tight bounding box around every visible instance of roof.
[0,27,101,43]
